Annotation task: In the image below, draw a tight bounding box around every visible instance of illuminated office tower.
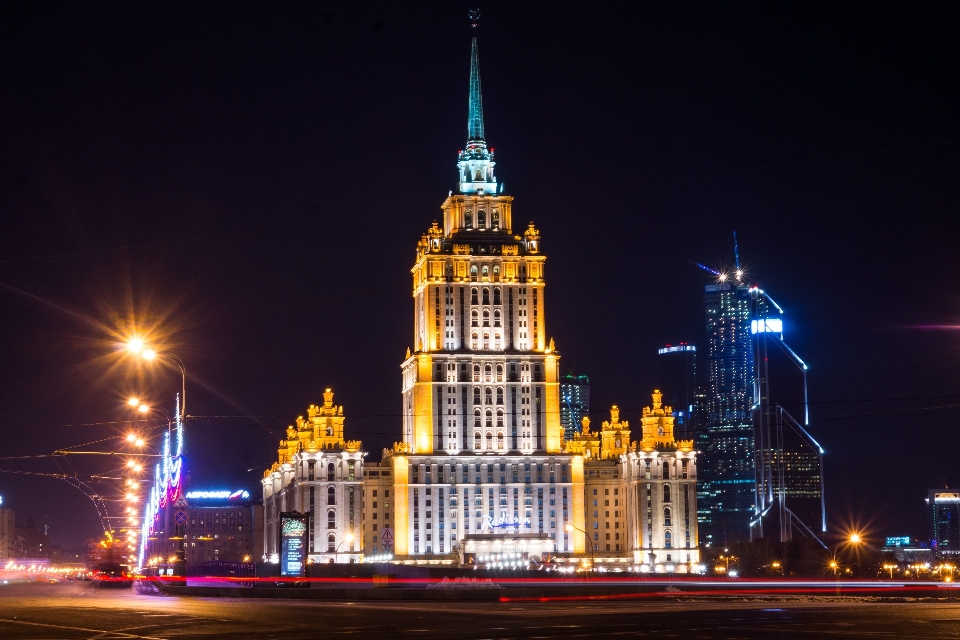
[751,289,825,545]
[700,276,758,545]
[698,264,825,546]
[560,374,590,441]
[927,490,960,557]
[386,27,585,560]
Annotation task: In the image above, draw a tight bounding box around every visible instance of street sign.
[174,496,189,508]
[175,510,187,524]
[380,528,394,545]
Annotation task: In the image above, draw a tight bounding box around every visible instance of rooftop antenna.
[691,261,720,277]
[733,231,741,271]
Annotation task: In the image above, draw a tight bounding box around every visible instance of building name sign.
[184,490,250,500]
[483,514,531,532]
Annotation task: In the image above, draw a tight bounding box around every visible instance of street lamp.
[336,533,355,562]
[123,337,188,578]
[565,523,594,568]
[124,338,186,423]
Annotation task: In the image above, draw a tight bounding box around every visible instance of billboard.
[279,512,309,577]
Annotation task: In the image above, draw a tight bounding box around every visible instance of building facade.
[175,492,261,566]
[262,389,365,563]
[566,393,700,571]
[1,508,16,561]
[623,392,700,570]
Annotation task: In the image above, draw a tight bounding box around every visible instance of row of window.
[463,209,499,231]
[305,460,357,482]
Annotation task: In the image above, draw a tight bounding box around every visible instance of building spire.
[457,9,497,195]
[468,35,484,141]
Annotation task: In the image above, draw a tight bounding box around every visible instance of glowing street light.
[849,533,862,545]
[124,337,185,421]
[127,397,140,407]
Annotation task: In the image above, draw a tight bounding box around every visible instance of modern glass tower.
[928,490,960,557]
[700,278,758,545]
[560,375,590,441]
[697,267,825,546]
[751,289,825,545]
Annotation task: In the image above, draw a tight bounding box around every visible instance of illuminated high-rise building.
[560,374,590,441]
[699,276,758,545]
[257,15,702,572]
[751,288,825,545]
[928,490,960,557]
[386,27,585,559]
[697,264,825,546]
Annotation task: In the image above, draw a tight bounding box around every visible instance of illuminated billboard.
[751,318,783,334]
[279,512,309,578]
[184,490,251,501]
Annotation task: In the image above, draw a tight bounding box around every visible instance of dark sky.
[1,2,957,549]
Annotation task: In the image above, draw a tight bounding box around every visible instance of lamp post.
[565,523,594,569]
[831,532,863,593]
[336,533,355,563]
[125,340,186,423]
[125,339,188,579]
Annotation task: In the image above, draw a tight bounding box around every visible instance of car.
[91,563,133,588]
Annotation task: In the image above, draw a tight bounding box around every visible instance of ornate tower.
[401,31,562,457]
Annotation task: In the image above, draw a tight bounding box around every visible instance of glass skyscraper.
[560,374,590,441]
[698,272,825,546]
[752,292,825,545]
[928,490,960,557]
[700,279,759,545]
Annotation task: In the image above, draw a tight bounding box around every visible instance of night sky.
[1,2,957,549]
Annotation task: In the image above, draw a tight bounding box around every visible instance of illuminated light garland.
[137,395,185,571]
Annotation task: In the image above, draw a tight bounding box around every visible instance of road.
[2,581,960,638]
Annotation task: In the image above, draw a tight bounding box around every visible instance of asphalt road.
[2,581,960,638]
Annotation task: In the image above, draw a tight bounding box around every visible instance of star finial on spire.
[468,8,480,28]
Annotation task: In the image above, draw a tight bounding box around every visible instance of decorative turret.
[600,405,631,458]
[264,388,362,478]
[457,18,498,195]
[637,389,694,453]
